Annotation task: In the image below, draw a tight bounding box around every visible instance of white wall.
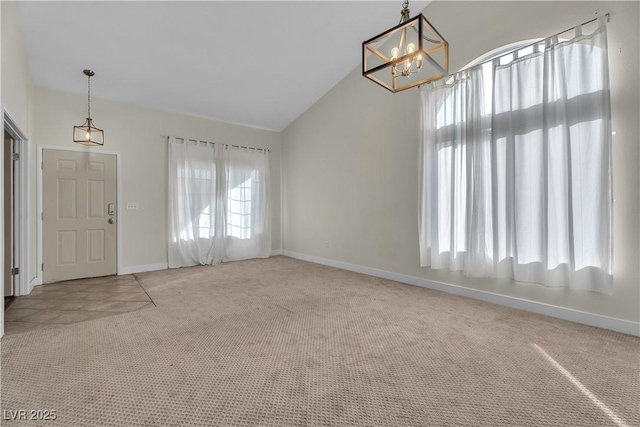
[1,1,34,133]
[1,1,36,336]
[282,1,639,326]
[33,87,282,275]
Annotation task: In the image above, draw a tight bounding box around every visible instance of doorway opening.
[3,111,30,304]
[4,130,18,299]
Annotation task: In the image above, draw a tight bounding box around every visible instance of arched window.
[462,39,541,70]
[419,18,613,293]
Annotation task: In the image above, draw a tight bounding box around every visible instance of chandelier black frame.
[362,2,448,93]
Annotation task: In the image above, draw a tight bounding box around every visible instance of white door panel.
[43,150,117,282]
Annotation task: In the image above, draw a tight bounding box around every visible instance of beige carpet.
[1,256,638,426]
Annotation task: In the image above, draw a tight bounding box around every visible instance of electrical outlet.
[126,203,139,210]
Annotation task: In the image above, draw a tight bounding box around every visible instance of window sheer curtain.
[419,19,613,293]
[222,146,271,262]
[419,67,494,275]
[168,138,271,268]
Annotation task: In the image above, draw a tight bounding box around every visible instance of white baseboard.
[28,276,42,294]
[121,254,285,275]
[281,251,640,337]
[119,263,168,275]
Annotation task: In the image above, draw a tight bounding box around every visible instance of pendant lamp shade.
[73,118,104,146]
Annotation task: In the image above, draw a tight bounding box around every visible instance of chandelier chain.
[87,73,91,119]
[399,0,410,24]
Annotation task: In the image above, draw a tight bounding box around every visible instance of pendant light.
[73,69,104,146]
[362,0,448,93]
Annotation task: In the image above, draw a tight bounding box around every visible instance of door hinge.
[41,263,44,271]
[11,267,19,275]
[12,153,19,161]
[41,212,44,220]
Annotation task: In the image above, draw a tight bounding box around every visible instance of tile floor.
[3,274,155,335]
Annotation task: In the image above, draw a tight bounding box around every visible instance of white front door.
[43,149,117,283]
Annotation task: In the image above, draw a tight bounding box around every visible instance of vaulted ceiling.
[18,1,428,131]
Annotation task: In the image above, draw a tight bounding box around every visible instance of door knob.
[108,218,115,224]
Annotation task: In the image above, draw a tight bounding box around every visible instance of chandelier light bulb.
[405,43,417,75]
[391,47,400,60]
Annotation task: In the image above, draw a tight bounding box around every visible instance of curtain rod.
[169,136,270,152]
[429,13,610,85]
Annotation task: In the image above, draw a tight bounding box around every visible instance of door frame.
[3,109,30,297]
[37,145,122,284]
